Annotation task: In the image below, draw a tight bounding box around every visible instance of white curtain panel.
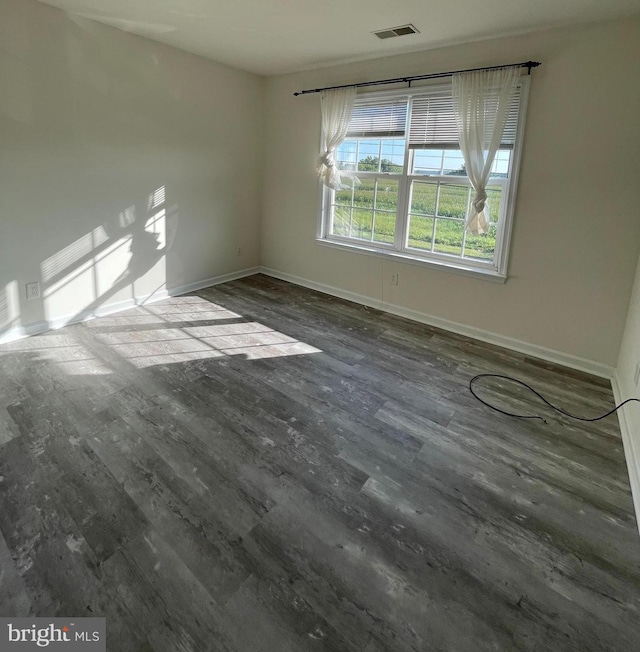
[317,87,356,189]
[452,67,520,235]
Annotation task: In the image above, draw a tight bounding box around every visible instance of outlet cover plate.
[25,282,40,300]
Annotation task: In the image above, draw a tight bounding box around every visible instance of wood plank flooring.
[1,273,639,651]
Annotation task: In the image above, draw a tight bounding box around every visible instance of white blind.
[347,97,408,138]
[409,85,521,149]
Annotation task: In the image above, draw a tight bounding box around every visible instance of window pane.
[373,212,395,244]
[336,140,357,171]
[410,181,436,215]
[357,140,381,171]
[463,225,496,261]
[442,150,465,175]
[331,206,351,237]
[375,179,398,212]
[490,150,511,177]
[433,218,464,256]
[373,179,397,244]
[354,178,375,209]
[334,186,353,205]
[380,139,406,172]
[486,185,503,222]
[437,184,470,219]
[407,215,434,251]
[351,208,373,240]
[412,149,443,174]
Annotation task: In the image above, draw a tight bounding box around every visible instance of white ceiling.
[39,0,640,75]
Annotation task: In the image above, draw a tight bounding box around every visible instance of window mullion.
[431,182,443,253]
[324,187,332,239]
[395,176,411,252]
[461,185,472,257]
[348,204,354,239]
[490,176,508,269]
[371,179,378,243]
[394,100,412,252]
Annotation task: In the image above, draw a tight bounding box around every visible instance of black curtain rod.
[293,60,541,96]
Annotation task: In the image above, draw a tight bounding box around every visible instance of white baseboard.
[0,326,27,343]
[259,266,615,380]
[611,374,640,535]
[0,267,261,345]
[171,267,261,296]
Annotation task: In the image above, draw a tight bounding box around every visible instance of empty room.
[2,0,640,650]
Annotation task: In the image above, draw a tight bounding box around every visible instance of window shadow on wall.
[39,185,176,327]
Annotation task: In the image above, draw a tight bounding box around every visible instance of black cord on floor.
[469,373,640,424]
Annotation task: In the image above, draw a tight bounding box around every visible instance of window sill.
[315,238,507,283]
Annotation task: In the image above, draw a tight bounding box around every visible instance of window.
[318,79,529,279]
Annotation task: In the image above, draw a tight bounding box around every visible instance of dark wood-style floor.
[1,274,639,651]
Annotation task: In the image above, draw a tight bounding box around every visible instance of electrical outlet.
[390,273,399,286]
[25,282,40,300]
[634,363,640,387]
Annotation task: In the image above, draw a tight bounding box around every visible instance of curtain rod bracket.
[525,61,541,75]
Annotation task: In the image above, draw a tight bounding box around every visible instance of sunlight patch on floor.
[0,333,112,375]
[92,296,322,368]
[0,294,322,374]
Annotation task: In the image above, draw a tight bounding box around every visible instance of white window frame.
[317,78,530,282]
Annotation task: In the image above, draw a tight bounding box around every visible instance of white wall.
[0,0,264,339]
[261,17,640,371]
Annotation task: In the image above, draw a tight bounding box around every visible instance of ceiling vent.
[373,24,419,40]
